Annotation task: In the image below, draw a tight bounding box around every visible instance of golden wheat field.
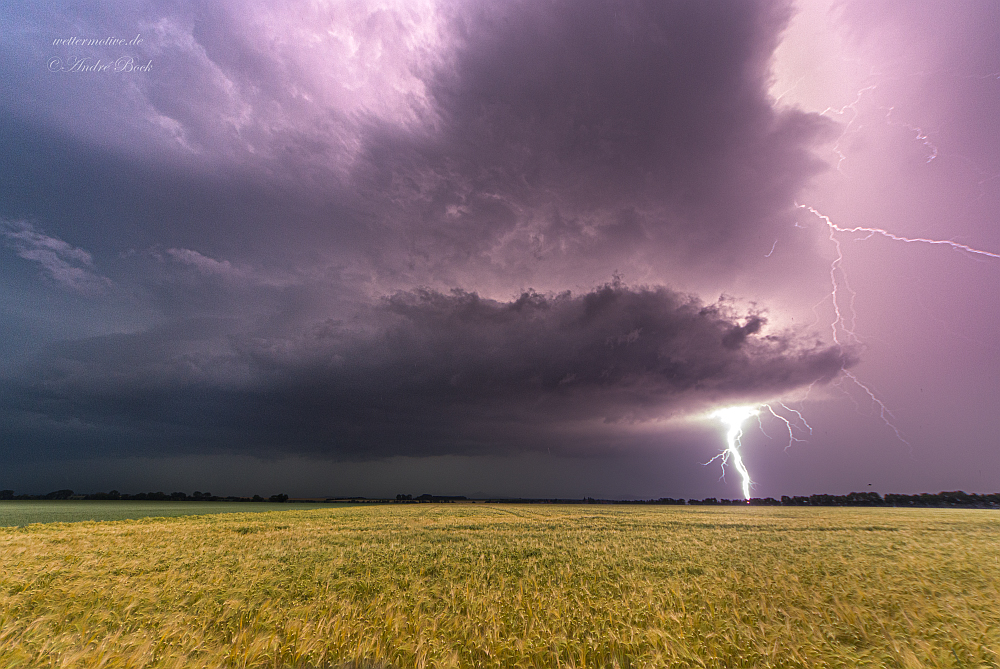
[0,504,998,669]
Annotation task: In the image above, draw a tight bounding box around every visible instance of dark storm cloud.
[1,0,834,284]
[350,0,834,278]
[1,282,852,458]
[0,0,855,474]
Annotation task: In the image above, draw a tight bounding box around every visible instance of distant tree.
[44,489,74,500]
[268,494,288,503]
[252,494,264,502]
[0,490,13,500]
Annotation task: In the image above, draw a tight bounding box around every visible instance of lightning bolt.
[820,84,878,173]
[794,67,1000,446]
[698,65,1000,498]
[821,82,944,171]
[795,203,1000,446]
[763,402,811,450]
[705,406,758,500]
[885,106,938,163]
[800,204,1000,261]
[703,401,815,500]
[699,196,1000,492]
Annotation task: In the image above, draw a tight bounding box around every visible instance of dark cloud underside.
[2,282,851,459]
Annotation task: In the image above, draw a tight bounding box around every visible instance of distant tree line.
[0,490,289,503]
[629,491,1000,508]
[427,491,1000,508]
[2,489,999,508]
[394,494,467,503]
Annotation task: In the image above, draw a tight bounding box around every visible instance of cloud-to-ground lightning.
[705,406,759,500]
[698,119,1000,496]
[690,9,1000,503]
[704,402,814,500]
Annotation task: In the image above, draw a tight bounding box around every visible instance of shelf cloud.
[2,281,852,459]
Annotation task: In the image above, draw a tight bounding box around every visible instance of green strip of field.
[0,500,354,526]
[1,505,998,668]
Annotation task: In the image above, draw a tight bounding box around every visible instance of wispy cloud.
[166,247,242,278]
[1,220,112,294]
[164,247,301,288]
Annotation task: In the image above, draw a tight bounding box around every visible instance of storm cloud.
[347,0,834,285]
[0,0,834,290]
[2,281,851,459]
[8,0,993,498]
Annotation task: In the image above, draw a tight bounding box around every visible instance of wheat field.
[0,504,998,668]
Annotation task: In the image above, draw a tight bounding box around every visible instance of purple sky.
[2,0,998,499]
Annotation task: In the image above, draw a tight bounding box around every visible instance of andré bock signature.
[47,56,152,73]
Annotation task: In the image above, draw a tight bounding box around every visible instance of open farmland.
[0,501,353,528]
[0,505,998,668]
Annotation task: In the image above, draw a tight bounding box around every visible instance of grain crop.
[1,504,997,668]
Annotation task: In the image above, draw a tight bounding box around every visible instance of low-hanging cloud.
[2,281,853,459]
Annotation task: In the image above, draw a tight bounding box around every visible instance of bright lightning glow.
[761,19,1000,497]
[702,402,814,499]
[706,406,759,500]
